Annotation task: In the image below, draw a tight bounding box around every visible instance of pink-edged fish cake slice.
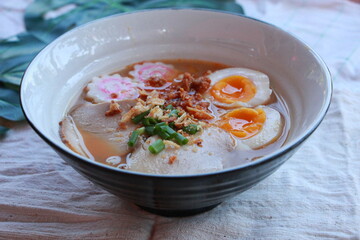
[129,62,177,90]
[85,74,139,103]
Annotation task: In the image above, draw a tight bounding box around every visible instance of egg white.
[241,106,283,149]
[208,68,272,108]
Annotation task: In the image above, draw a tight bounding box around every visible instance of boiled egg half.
[217,106,283,149]
[208,68,272,108]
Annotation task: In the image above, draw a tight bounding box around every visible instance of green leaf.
[0,33,46,86]
[0,99,24,121]
[0,126,9,135]
[0,33,46,58]
[0,88,21,105]
[25,0,134,43]
[136,0,244,13]
[24,0,244,43]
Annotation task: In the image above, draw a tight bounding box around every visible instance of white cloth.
[1,0,359,239]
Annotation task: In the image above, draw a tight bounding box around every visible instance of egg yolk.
[218,108,266,139]
[210,75,256,104]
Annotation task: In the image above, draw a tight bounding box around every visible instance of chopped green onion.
[131,110,150,124]
[154,122,167,132]
[128,131,140,147]
[168,122,176,129]
[148,139,165,154]
[174,132,189,145]
[154,122,171,139]
[182,124,200,135]
[145,126,156,135]
[136,127,145,135]
[165,104,174,110]
[128,127,145,147]
[142,117,158,126]
[169,109,179,117]
[157,131,171,140]
[160,125,177,138]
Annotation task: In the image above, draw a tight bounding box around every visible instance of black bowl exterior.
[52,144,297,216]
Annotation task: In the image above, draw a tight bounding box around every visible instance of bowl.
[20,9,332,216]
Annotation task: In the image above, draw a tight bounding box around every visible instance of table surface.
[1,0,360,239]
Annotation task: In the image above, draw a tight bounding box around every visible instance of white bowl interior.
[21,9,331,161]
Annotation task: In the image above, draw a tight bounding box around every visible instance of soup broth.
[60,59,290,174]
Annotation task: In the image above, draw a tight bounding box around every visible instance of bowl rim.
[20,8,333,179]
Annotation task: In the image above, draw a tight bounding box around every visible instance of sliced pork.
[60,100,136,157]
[127,127,236,175]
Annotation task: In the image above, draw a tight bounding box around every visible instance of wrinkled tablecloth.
[1,0,359,239]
